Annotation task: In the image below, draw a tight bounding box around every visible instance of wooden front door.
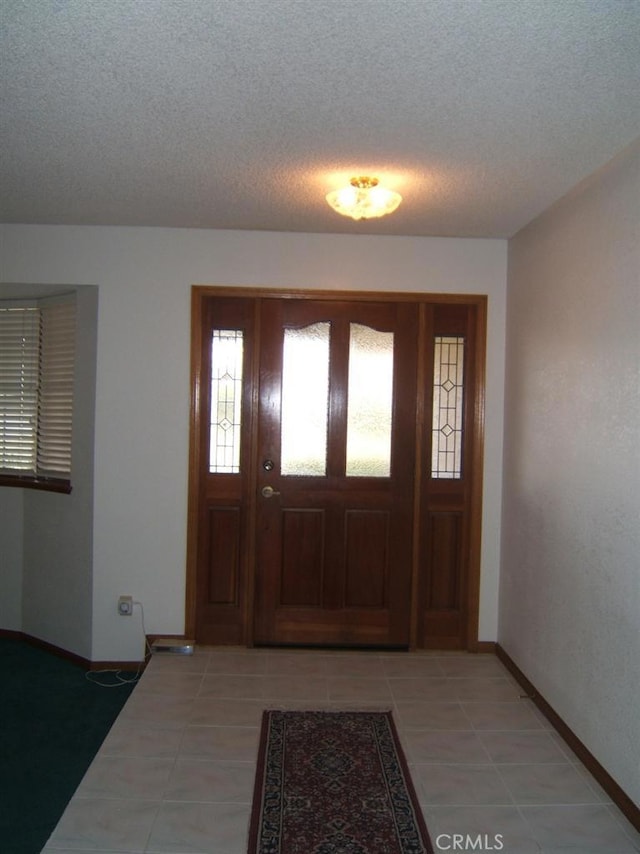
[187,288,486,651]
[253,298,418,646]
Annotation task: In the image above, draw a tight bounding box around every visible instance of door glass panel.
[346,323,394,477]
[432,336,464,479]
[209,329,243,473]
[281,322,330,476]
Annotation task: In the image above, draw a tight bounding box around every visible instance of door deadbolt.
[262,459,274,471]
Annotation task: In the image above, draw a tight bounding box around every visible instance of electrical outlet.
[117,595,133,616]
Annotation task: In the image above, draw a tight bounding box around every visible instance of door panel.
[344,510,389,608]
[280,509,325,606]
[206,506,241,605]
[253,299,418,647]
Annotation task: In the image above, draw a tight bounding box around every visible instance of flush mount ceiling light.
[326,177,402,220]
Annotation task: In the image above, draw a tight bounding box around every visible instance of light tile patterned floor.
[42,649,640,853]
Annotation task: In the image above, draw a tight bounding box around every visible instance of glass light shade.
[326,177,402,220]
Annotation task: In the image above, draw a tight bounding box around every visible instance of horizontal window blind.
[0,306,39,472]
[38,300,76,476]
[0,296,76,483]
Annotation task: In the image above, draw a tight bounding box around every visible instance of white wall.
[0,488,23,630]
[501,140,640,802]
[21,287,98,658]
[0,285,98,658]
[0,227,507,662]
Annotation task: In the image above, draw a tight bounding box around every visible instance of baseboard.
[0,630,145,672]
[496,643,640,831]
[475,640,497,653]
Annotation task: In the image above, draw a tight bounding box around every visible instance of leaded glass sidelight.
[432,336,465,479]
[281,322,330,476]
[346,324,394,477]
[209,330,244,473]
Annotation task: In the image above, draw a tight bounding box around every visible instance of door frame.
[185,285,487,650]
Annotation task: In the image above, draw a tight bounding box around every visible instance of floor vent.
[150,638,195,656]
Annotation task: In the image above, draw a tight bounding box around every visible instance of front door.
[253,298,418,646]
[187,288,486,651]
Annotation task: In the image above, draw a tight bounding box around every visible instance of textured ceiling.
[1,0,639,238]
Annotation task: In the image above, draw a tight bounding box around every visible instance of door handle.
[261,485,281,499]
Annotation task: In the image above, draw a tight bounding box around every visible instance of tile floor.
[42,648,639,854]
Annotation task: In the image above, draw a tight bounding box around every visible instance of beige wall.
[501,139,640,802]
[0,285,98,658]
[0,487,23,630]
[0,228,507,662]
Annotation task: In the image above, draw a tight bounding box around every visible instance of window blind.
[37,300,76,476]
[0,306,39,472]
[0,296,76,483]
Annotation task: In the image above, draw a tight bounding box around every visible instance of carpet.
[0,637,135,854]
[248,710,434,854]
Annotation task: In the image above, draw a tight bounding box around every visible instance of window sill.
[0,474,72,494]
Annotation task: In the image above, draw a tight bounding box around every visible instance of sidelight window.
[209,329,244,473]
[431,336,465,479]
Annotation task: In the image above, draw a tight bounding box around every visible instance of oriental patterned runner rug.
[248,710,434,854]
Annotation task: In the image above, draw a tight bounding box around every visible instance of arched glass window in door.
[346,323,394,477]
[281,322,330,476]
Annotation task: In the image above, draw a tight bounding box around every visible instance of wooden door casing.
[186,288,486,651]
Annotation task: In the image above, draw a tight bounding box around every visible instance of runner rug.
[248,709,434,854]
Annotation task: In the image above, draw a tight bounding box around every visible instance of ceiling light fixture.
[326,177,402,220]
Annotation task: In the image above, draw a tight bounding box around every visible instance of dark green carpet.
[0,637,136,854]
